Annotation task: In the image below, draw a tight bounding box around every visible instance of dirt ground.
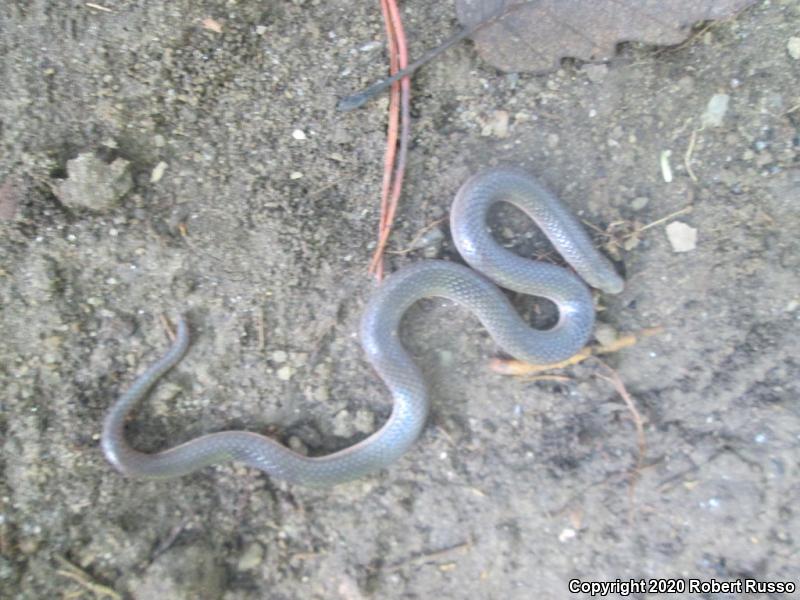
[1,1,799,598]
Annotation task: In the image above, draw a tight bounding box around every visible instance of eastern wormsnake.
[102,168,624,485]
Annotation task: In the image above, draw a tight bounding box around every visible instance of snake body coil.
[102,168,623,485]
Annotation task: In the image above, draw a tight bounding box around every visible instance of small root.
[594,359,646,522]
[491,326,663,376]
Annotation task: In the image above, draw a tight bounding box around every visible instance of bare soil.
[1,1,798,598]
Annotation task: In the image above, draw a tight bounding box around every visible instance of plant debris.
[455,0,758,73]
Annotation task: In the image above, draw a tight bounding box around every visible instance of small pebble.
[18,538,39,555]
[332,410,353,437]
[514,111,532,124]
[410,227,444,251]
[353,409,375,434]
[701,93,730,128]
[150,161,168,183]
[151,383,183,417]
[56,153,133,211]
[660,150,673,183]
[418,227,445,258]
[438,349,454,367]
[480,110,510,138]
[288,436,308,455]
[271,350,288,363]
[558,528,576,542]
[276,365,293,381]
[289,171,303,180]
[787,37,800,60]
[292,129,307,140]
[665,221,697,252]
[359,40,382,52]
[631,196,649,211]
[594,324,619,348]
[237,543,264,571]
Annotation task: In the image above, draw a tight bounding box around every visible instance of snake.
[101,167,624,485]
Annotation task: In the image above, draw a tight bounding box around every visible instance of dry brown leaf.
[455,0,757,73]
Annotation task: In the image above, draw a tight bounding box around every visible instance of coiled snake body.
[102,168,623,485]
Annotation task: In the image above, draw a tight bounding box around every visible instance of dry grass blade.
[85,2,113,12]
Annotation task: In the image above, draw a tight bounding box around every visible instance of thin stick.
[55,556,122,600]
[308,175,346,198]
[147,520,189,566]
[385,540,472,572]
[159,313,177,342]
[634,205,693,233]
[338,26,474,112]
[338,3,525,111]
[684,128,699,183]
